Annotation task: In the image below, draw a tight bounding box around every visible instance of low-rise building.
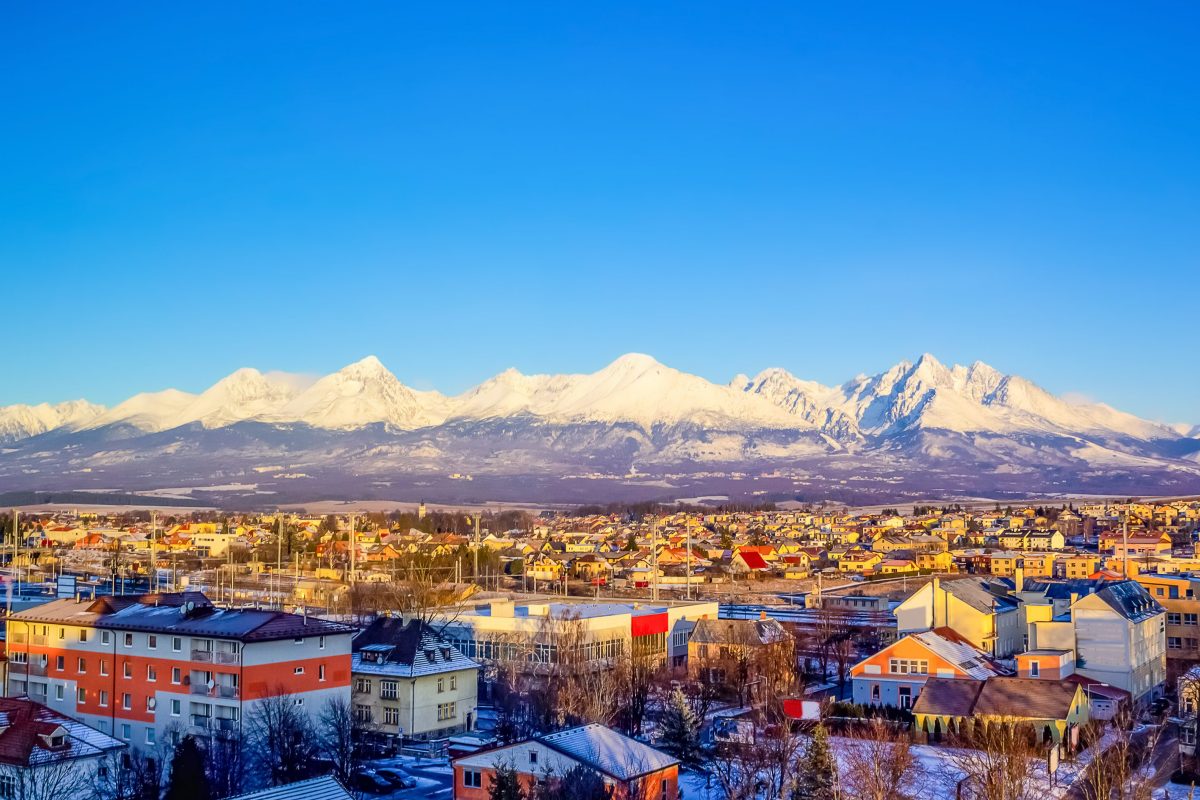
[452,723,678,800]
[351,618,479,744]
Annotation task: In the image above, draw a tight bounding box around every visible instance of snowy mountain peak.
[0,399,105,444]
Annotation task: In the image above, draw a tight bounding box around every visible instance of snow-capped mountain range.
[1,353,1197,505]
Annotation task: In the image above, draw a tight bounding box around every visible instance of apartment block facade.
[5,592,353,749]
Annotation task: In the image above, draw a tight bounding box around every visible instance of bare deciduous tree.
[839,720,920,800]
[946,719,1040,800]
[244,687,319,789]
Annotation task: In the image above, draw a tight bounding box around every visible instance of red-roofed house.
[0,696,125,799]
[731,550,770,576]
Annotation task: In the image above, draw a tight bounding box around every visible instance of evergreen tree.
[488,761,527,800]
[166,735,213,800]
[792,723,836,800]
[657,687,701,765]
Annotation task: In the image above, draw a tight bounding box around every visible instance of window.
[464,771,482,788]
[528,749,537,765]
[147,665,157,682]
[355,678,372,694]
[99,691,109,708]
[78,629,88,643]
[148,635,158,649]
[1170,637,1183,650]
[319,636,326,649]
[172,668,181,684]
[124,662,132,679]
[871,684,881,702]
[124,633,134,647]
[438,702,457,722]
[381,681,398,700]
[171,699,181,717]
[354,705,372,724]
[450,675,457,691]
[1183,725,1197,747]
[888,659,928,675]
[100,660,109,676]
[58,627,65,640]
[56,656,64,671]
[145,728,156,745]
[77,688,86,704]
[120,724,131,741]
[318,664,326,682]
[55,685,64,701]
[898,686,912,710]
[122,693,132,710]
[384,707,400,725]
[102,631,111,645]
[293,667,304,675]
[294,637,304,645]
[146,696,155,713]
[77,657,87,674]
[1169,613,1183,625]
[1187,614,1199,626]
[1030,661,1040,678]
[437,678,445,694]
[172,637,182,652]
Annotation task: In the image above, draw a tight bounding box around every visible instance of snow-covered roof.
[538,724,678,781]
[908,629,1004,680]
[229,776,351,800]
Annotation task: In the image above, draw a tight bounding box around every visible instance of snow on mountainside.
[83,388,197,433]
[449,353,806,429]
[0,400,103,444]
[162,368,305,429]
[0,353,1193,450]
[273,355,449,430]
[739,353,1183,443]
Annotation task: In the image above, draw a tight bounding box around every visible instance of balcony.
[190,684,213,696]
[31,635,46,646]
[214,652,240,665]
[9,662,47,677]
[217,685,239,699]
[214,718,237,733]
[191,650,214,663]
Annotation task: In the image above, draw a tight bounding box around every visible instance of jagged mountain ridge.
[1,353,1197,503]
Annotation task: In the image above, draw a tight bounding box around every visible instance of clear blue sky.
[3,2,1197,423]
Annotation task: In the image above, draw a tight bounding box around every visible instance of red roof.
[0,697,123,766]
[736,551,769,570]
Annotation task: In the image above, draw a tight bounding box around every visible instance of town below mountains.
[1,354,1198,507]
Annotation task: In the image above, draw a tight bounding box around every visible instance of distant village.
[2,497,1200,799]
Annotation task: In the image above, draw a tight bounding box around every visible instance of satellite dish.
[147,698,156,710]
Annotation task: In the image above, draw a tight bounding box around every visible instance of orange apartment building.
[4,591,354,749]
[452,723,678,800]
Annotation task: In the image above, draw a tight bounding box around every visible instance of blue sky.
[3,2,1197,423]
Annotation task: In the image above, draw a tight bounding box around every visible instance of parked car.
[353,770,394,794]
[375,767,415,789]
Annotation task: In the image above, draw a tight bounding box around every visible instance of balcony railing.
[30,635,46,646]
[9,662,47,676]
[214,652,240,665]
[189,714,212,729]
[214,717,237,732]
[190,684,213,696]
[191,650,214,663]
[217,685,239,699]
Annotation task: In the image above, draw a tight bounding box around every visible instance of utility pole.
[149,511,156,593]
[473,514,480,583]
[349,514,356,587]
[1122,507,1130,579]
[651,516,658,603]
[276,514,284,606]
[11,508,18,600]
[686,519,692,601]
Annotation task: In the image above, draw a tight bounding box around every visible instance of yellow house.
[839,551,883,573]
[916,551,953,572]
[913,676,1089,744]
